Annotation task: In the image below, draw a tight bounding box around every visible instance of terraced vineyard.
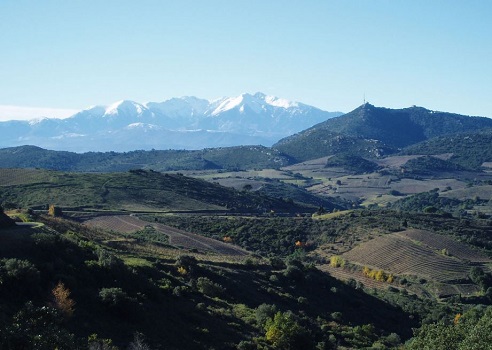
[84,215,249,256]
[397,229,492,263]
[341,232,472,283]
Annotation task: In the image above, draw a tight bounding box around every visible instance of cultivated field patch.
[396,229,492,263]
[84,215,249,256]
[0,168,55,186]
[440,185,492,201]
[341,232,472,283]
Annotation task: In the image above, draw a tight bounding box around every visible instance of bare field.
[374,154,454,168]
[441,185,492,201]
[374,155,422,168]
[390,178,466,194]
[281,156,333,171]
[308,173,468,205]
[84,215,249,256]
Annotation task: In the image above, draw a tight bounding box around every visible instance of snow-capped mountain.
[0,93,342,152]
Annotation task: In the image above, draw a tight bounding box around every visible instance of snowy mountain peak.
[105,100,147,116]
[0,93,342,152]
[209,92,302,116]
[146,96,209,118]
[264,95,299,109]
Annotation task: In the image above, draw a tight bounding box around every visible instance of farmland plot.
[85,215,248,256]
[396,229,491,263]
[440,185,492,201]
[342,233,472,283]
[0,168,55,186]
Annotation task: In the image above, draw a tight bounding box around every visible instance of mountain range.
[1,102,492,172]
[0,93,341,152]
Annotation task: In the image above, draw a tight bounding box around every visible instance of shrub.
[329,256,345,268]
[175,255,197,273]
[172,285,190,297]
[1,302,78,349]
[255,303,278,328]
[98,287,134,316]
[196,277,225,297]
[0,258,40,294]
[264,311,312,350]
[283,265,304,281]
[128,332,151,350]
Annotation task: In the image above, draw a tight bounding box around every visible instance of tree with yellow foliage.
[52,281,75,318]
[330,256,345,268]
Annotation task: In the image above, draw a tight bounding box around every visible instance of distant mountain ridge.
[0,92,342,152]
[2,103,492,172]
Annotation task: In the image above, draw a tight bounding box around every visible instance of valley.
[1,103,492,349]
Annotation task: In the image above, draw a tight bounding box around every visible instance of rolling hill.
[0,168,336,213]
[0,145,293,172]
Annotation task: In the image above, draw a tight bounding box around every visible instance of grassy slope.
[0,168,313,213]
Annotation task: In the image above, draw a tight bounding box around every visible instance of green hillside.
[0,145,293,172]
[401,129,492,169]
[274,129,395,163]
[0,168,320,213]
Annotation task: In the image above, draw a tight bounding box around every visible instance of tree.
[128,332,151,350]
[255,304,278,328]
[52,281,76,318]
[48,204,62,217]
[264,311,312,350]
[242,184,253,192]
[1,302,78,349]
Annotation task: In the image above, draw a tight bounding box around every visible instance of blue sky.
[1,0,491,120]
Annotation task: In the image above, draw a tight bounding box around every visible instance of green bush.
[0,258,40,295]
[0,302,78,349]
[264,311,312,350]
[196,277,225,297]
[98,287,135,317]
[255,304,278,328]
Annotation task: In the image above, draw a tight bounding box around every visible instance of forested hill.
[0,145,293,172]
[400,129,492,169]
[308,104,492,148]
[274,103,492,162]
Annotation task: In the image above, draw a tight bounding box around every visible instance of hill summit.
[274,103,492,162]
